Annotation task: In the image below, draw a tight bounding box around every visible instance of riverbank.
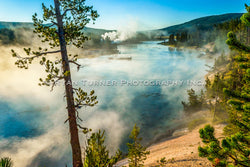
[159,41,221,59]
[115,41,222,167]
[116,123,225,167]
[144,123,225,167]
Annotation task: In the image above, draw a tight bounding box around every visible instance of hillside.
[158,13,243,34]
[0,21,112,35]
[0,13,243,39]
[116,124,225,167]
[0,21,33,29]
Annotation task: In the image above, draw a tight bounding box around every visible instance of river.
[0,41,212,166]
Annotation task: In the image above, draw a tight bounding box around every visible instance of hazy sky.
[0,0,248,30]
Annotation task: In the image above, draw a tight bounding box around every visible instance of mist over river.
[0,41,213,166]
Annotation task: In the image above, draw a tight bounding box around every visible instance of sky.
[0,0,248,30]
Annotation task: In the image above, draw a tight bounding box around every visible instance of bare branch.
[64,117,70,124]
[41,50,61,55]
[16,50,61,60]
[75,103,95,108]
[44,22,57,28]
[77,124,88,130]
[51,21,58,26]
[50,77,63,91]
[62,8,74,17]
[69,60,81,71]
[76,110,83,122]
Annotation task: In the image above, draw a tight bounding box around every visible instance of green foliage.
[84,130,121,167]
[199,4,250,167]
[127,124,150,167]
[32,0,99,49]
[11,1,100,166]
[11,0,99,108]
[162,14,245,48]
[241,4,250,27]
[199,125,228,167]
[199,125,250,167]
[226,31,250,53]
[181,89,205,113]
[0,27,34,45]
[160,13,243,34]
[0,28,15,44]
[226,5,250,53]
[0,157,13,167]
[12,0,99,83]
[180,32,188,42]
[168,34,175,45]
[165,13,246,49]
[223,4,250,135]
[74,88,98,108]
[205,73,229,121]
[214,51,229,70]
[156,157,167,167]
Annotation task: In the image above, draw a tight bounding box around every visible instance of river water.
[0,41,212,166]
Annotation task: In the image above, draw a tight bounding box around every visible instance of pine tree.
[198,4,250,167]
[199,124,250,167]
[0,157,13,167]
[181,89,204,112]
[176,33,180,42]
[127,124,150,167]
[156,157,167,167]
[84,130,121,167]
[226,5,250,53]
[168,34,175,45]
[0,28,15,44]
[11,0,99,166]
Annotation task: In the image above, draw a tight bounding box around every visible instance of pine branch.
[50,77,64,91]
[62,8,75,17]
[226,31,250,53]
[69,60,81,71]
[44,22,58,28]
[13,49,61,60]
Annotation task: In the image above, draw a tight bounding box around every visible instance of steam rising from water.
[101,20,138,42]
[0,41,212,167]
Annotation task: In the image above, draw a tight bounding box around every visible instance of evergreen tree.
[0,28,15,44]
[0,157,13,167]
[11,0,99,166]
[84,130,121,167]
[168,34,175,45]
[199,125,249,167]
[181,89,204,112]
[176,33,180,42]
[180,32,188,42]
[198,4,250,166]
[156,157,167,167]
[211,73,226,120]
[226,5,250,53]
[127,124,150,167]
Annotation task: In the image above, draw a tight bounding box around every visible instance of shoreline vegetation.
[0,3,249,166]
[116,123,226,167]
[149,7,249,166]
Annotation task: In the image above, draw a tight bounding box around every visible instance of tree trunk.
[213,88,219,122]
[247,27,250,45]
[54,0,83,166]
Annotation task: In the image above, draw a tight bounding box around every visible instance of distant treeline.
[182,17,249,114]
[162,18,249,50]
[0,28,15,44]
[0,27,34,45]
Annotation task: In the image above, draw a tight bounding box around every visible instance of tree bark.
[54,0,83,166]
[247,27,250,45]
